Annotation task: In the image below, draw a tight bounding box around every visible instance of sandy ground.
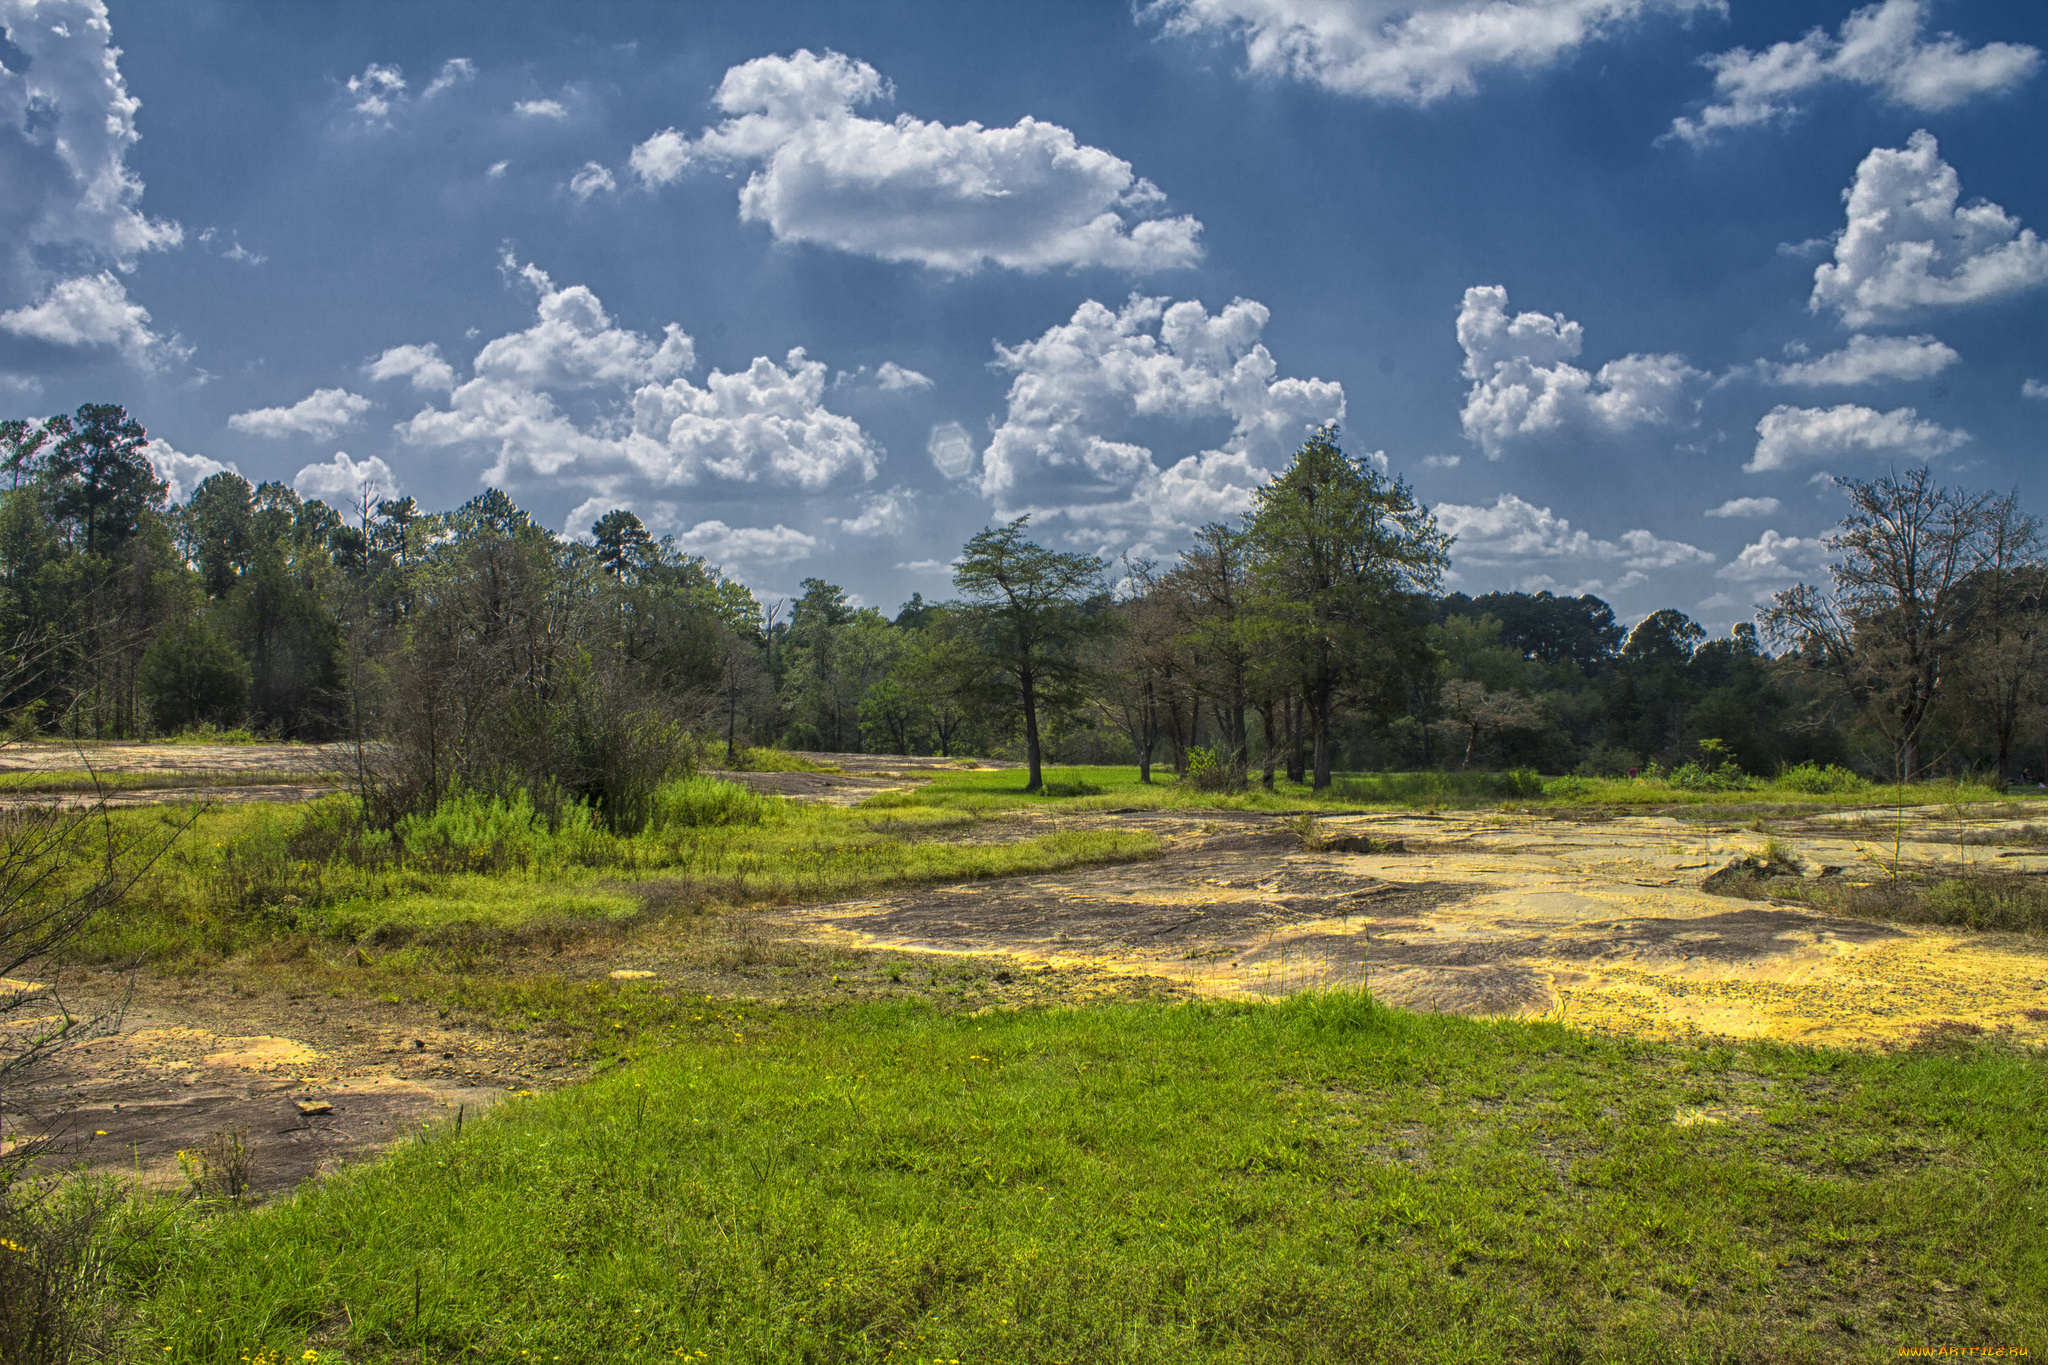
[780,804,2048,1049]
[0,740,348,807]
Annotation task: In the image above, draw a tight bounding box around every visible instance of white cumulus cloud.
[145,438,235,504]
[514,97,567,119]
[1716,529,1829,581]
[292,451,399,504]
[0,270,184,367]
[1146,0,1716,103]
[1761,333,1957,386]
[395,258,878,494]
[875,361,932,392]
[1747,402,1967,472]
[1811,130,2048,328]
[1457,285,1696,457]
[827,487,916,536]
[671,520,818,563]
[628,49,1201,274]
[1672,0,2038,142]
[1704,496,1781,518]
[365,342,457,391]
[228,387,372,439]
[0,0,182,281]
[2025,379,2048,401]
[981,293,1343,539]
[1434,493,1711,571]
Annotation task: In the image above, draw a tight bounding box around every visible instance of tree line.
[4,406,2045,810]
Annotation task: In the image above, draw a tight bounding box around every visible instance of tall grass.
[68,779,1158,965]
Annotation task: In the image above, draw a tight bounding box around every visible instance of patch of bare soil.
[713,752,1010,805]
[4,970,564,1198]
[0,740,348,808]
[778,807,2048,1047]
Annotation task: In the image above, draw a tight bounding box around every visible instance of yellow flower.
[0,1237,24,1253]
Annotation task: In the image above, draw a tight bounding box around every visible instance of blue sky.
[2,0,2043,628]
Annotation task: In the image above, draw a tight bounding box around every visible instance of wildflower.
[0,1237,24,1253]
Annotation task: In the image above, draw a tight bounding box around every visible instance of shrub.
[1669,762,1752,792]
[1775,762,1868,795]
[649,777,780,830]
[1487,768,1546,799]
[1179,746,1240,793]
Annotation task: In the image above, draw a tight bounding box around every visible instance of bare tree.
[1761,468,1995,782]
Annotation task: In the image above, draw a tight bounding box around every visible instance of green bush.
[1775,762,1868,794]
[1178,746,1238,793]
[1668,762,1752,792]
[1488,767,1545,799]
[648,776,781,829]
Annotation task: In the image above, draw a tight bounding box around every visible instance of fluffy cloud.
[1811,131,2048,328]
[395,259,878,493]
[228,387,372,439]
[1146,0,1715,103]
[365,342,457,391]
[293,451,399,504]
[1747,402,1967,472]
[628,49,1201,273]
[980,293,1343,539]
[1457,285,1696,457]
[1761,333,1957,386]
[875,362,932,392]
[0,0,183,280]
[0,271,183,366]
[1434,493,1711,571]
[2025,379,2048,401]
[1672,0,2038,142]
[671,520,818,563]
[514,97,567,119]
[827,487,915,536]
[1716,529,1829,582]
[145,438,234,504]
[473,259,692,389]
[1704,496,1781,518]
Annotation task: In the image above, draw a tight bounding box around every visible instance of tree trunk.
[1310,683,1333,792]
[1020,665,1043,793]
[1137,681,1155,784]
[1260,703,1277,790]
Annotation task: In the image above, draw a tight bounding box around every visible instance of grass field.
[871,761,2016,815]
[127,994,2046,1363]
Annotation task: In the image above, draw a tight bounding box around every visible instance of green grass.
[70,781,1159,967]
[128,995,2047,1362]
[861,762,2013,815]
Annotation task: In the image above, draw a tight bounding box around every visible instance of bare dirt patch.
[778,806,2048,1046]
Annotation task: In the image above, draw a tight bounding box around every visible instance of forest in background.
[5,405,2047,807]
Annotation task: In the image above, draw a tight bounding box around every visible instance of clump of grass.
[648,776,780,829]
